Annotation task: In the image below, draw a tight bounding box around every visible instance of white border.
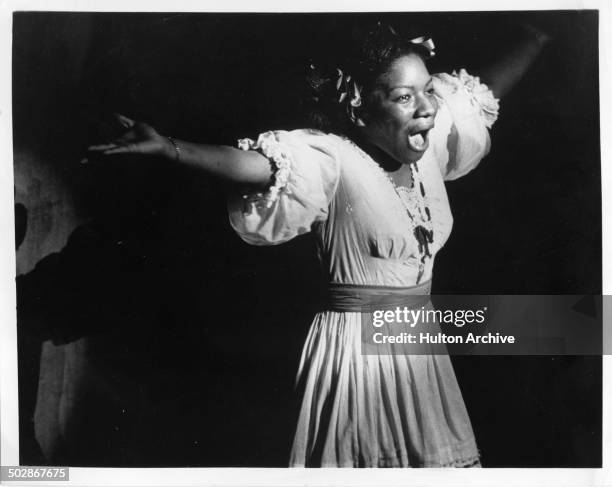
[0,0,606,12]
[600,1,611,486]
[0,0,18,474]
[1,1,610,486]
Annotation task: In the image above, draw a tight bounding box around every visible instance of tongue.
[409,133,425,149]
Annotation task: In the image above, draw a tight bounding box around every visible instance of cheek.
[376,106,410,131]
[363,100,411,143]
[430,97,439,116]
[377,119,405,145]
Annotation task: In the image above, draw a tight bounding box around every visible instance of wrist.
[164,136,181,162]
[523,23,552,47]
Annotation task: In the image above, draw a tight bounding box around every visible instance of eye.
[426,86,435,96]
[397,94,413,103]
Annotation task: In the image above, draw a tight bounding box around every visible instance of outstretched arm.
[85,114,273,188]
[479,24,551,99]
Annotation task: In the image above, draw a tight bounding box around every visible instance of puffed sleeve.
[430,69,500,181]
[227,129,341,245]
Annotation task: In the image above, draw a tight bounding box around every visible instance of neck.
[350,131,403,173]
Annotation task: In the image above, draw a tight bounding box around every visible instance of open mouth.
[407,129,430,152]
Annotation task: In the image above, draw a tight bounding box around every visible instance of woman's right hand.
[83,113,274,186]
[83,114,173,163]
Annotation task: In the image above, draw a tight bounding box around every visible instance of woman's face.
[359,54,438,164]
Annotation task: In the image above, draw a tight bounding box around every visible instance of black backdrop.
[13,11,601,467]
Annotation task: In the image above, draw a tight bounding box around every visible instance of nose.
[415,94,437,118]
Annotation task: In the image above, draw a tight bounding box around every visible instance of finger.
[102,144,137,155]
[88,131,135,150]
[88,143,120,151]
[81,145,131,162]
[114,113,136,129]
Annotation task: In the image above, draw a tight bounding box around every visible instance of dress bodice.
[228,70,499,287]
[312,133,453,286]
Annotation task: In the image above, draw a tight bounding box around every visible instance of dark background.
[13,11,601,467]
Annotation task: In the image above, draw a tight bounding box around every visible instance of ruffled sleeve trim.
[237,131,293,208]
[437,69,500,129]
[229,129,340,246]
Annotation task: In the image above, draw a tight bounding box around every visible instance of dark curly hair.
[302,23,432,134]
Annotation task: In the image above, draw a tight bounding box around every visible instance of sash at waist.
[324,280,432,312]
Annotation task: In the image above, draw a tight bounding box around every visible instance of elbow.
[224,149,273,188]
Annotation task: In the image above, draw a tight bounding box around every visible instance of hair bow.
[409,36,436,57]
[335,68,362,122]
[383,22,436,57]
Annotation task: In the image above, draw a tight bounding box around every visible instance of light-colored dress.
[228,70,499,467]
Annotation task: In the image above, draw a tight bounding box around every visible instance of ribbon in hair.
[409,36,436,57]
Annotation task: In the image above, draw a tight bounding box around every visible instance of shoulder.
[237,128,344,176]
[286,129,349,152]
[267,129,359,165]
[260,128,337,142]
[245,128,346,156]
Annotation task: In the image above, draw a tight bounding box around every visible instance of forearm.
[479,26,551,99]
[87,116,274,188]
[162,139,273,188]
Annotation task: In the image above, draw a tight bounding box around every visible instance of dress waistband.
[324,280,432,312]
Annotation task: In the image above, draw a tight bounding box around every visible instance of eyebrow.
[388,77,434,92]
